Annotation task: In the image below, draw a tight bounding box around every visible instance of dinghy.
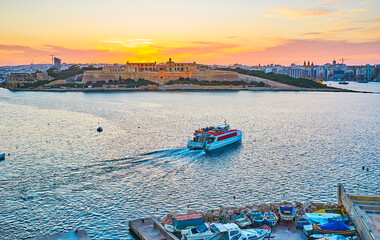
[250,211,264,225]
[263,212,278,226]
[312,221,356,236]
[306,213,342,225]
[233,213,252,228]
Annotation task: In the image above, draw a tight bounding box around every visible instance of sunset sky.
[0,0,379,66]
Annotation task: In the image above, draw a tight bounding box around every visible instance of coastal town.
[1,58,379,92]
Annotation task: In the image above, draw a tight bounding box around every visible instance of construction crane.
[48,54,62,65]
[340,58,352,64]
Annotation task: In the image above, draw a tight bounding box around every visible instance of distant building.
[332,70,345,81]
[54,57,62,70]
[83,58,239,84]
[6,72,49,89]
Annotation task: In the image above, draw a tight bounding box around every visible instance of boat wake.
[102,147,206,168]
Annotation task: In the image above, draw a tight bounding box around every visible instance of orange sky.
[0,0,379,66]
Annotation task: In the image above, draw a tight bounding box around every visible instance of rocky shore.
[159,201,343,225]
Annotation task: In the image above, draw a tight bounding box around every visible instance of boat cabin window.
[209,233,228,240]
[231,234,241,240]
[229,230,239,237]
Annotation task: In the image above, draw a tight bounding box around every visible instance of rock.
[167,211,178,219]
[228,210,235,216]
[213,210,220,217]
[233,208,239,214]
[187,209,197,215]
[251,206,259,211]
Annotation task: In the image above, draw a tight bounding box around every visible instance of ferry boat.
[187,124,242,151]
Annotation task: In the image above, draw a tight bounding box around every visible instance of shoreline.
[0,86,368,93]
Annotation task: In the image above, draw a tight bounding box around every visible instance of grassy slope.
[223,68,332,89]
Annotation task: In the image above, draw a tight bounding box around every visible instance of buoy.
[367,167,369,171]
[233,195,236,200]
[362,166,365,170]
[97,127,103,132]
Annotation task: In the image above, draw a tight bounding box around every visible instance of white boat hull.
[188,131,242,151]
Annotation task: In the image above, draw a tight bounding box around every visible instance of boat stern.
[187,141,204,150]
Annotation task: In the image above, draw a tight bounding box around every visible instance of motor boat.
[187,123,242,151]
[208,223,269,240]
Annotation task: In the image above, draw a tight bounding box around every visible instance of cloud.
[266,7,334,19]
[101,38,153,48]
[338,8,372,15]
[1,39,380,66]
[318,0,342,5]
[358,1,371,4]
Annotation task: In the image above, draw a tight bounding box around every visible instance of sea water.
[0,88,379,239]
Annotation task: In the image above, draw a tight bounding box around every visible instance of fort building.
[82,58,239,84]
[6,72,49,89]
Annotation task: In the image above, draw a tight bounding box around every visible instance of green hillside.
[223,68,332,89]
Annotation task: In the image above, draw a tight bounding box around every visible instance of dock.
[129,218,179,240]
[338,183,380,240]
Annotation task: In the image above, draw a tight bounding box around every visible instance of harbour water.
[0,87,379,239]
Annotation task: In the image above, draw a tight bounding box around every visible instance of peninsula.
[1,58,349,92]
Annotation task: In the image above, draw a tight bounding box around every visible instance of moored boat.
[312,221,356,236]
[233,213,252,228]
[187,123,242,151]
[250,211,264,225]
[174,214,204,231]
[279,206,296,221]
[208,223,269,240]
[313,208,348,217]
[181,223,213,240]
[306,213,342,225]
[263,212,278,227]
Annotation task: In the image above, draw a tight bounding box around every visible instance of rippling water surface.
[0,88,379,239]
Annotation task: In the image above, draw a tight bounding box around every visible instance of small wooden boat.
[250,211,264,225]
[233,214,252,228]
[309,234,352,240]
[263,212,278,227]
[165,224,175,233]
[313,208,348,217]
[0,153,5,161]
[297,218,310,229]
[279,206,296,221]
[306,213,342,225]
[181,223,213,240]
[312,221,356,236]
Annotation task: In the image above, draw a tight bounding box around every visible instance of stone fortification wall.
[82,70,239,84]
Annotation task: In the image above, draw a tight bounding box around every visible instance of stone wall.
[82,70,239,84]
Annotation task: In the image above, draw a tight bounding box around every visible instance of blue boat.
[263,212,278,227]
[312,221,356,236]
[296,218,310,229]
[279,206,296,221]
[250,211,264,225]
[0,153,5,161]
[306,213,342,225]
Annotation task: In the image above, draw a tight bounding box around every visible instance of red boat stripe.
[217,132,237,141]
